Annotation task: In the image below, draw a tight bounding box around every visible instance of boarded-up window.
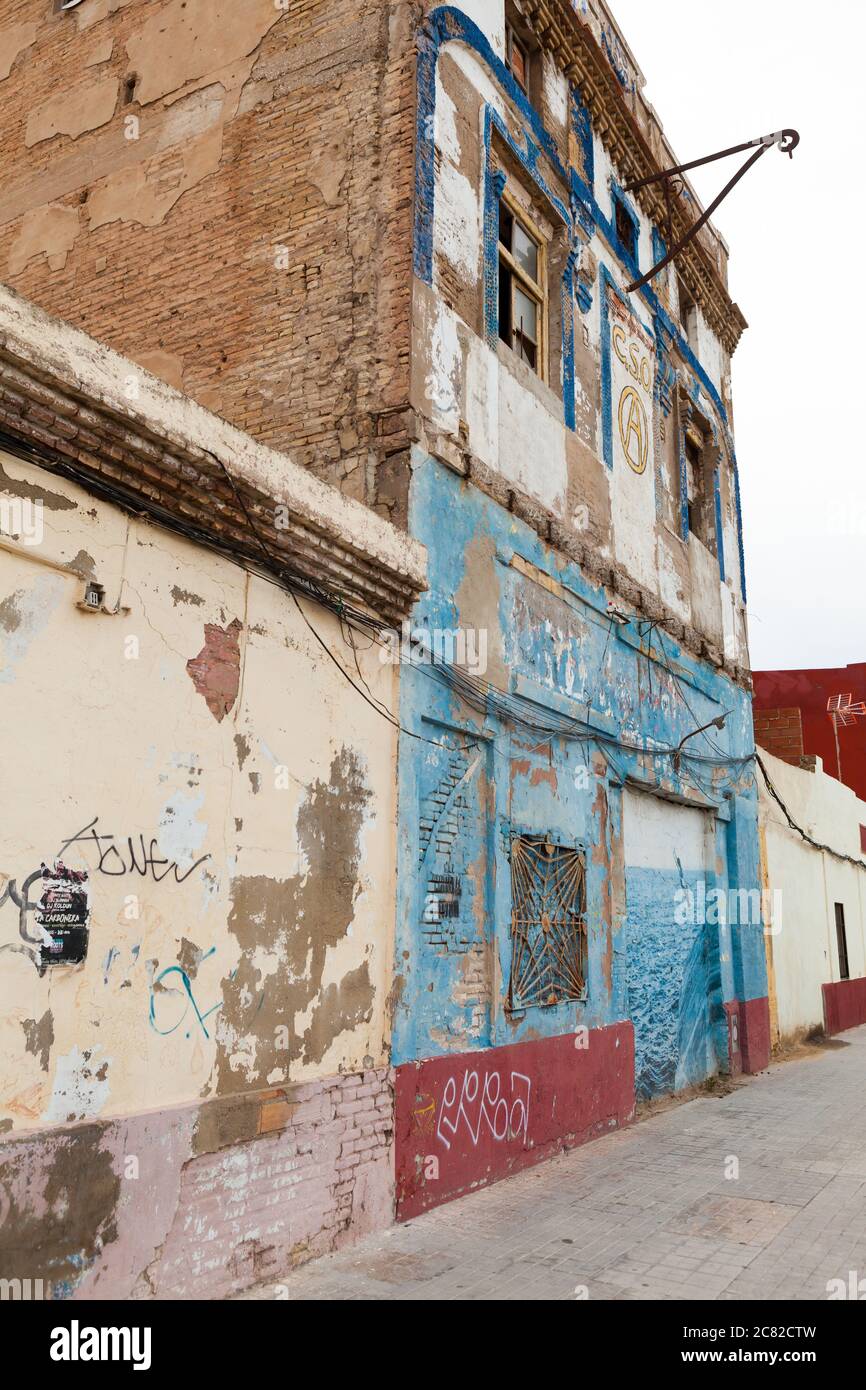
[509,834,587,1009]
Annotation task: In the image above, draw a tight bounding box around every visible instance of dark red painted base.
[395,1023,635,1219]
[724,1001,743,1076]
[823,977,866,1034]
[724,997,770,1074]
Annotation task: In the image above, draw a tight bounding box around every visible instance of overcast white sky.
[612,0,865,672]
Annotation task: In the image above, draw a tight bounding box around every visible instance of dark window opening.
[122,74,139,105]
[685,434,702,538]
[505,22,530,93]
[614,197,638,265]
[835,903,850,981]
[498,197,544,376]
[860,824,866,855]
[678,275,699,350]
[683,425,718,557]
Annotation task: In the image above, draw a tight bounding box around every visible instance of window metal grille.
[509,834,587,1009]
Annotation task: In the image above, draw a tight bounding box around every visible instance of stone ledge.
[0,285,427,624]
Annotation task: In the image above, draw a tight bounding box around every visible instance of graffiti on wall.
[396,1026,635,1218]
[56,817,210,883]
[148,947,223,1039]
[1,816,211,972]
[433,1066,531,1150]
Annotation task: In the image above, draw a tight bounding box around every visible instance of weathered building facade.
[0,287,425,1296]
[1,0,772,1285]
[391,1,768,1215]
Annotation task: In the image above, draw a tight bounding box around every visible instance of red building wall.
[753,664,866,801]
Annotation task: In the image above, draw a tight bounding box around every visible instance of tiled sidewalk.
[238,1027,866,1300]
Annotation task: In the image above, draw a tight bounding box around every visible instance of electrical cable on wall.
[756,754,866,871]
[2,427,756,779]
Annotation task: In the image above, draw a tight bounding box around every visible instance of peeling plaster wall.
[0,0,418,519]
[396,15,766,1212]
[392,450,767,1208]
[759,751,866,1041]
[0,451,399,1293]
[412,12,749,671]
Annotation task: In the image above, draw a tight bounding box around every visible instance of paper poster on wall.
[36,861,90,968]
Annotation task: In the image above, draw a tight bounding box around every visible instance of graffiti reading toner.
[56,818,210,883]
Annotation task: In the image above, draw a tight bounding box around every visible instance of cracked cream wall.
[0,451,399,1135]
[759,750,866,1039]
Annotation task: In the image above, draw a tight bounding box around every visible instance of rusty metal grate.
[509,834,587,1009]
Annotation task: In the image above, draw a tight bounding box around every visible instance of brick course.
[753,707,804,765]
[0,0,417,521]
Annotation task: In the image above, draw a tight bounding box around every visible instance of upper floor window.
[498,197,546,377]
[613,194,638,267]
[682,415,718,557]
[678,275,699,352]
[505,22,530,93]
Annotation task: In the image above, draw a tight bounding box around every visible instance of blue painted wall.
[391,455,766,1080]
[394,7,767,1096]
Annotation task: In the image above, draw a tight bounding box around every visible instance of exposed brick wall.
[0,1068,394,1300]
[0,0,418,522]
[753,707,804,766]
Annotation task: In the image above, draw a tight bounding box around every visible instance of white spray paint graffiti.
[436,1067,531,1150]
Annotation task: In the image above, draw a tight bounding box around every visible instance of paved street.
[239,1027,866,1301]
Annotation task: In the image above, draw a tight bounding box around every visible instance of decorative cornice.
[0,286,427,625]
[524,0,748,355]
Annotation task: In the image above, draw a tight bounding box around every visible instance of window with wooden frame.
[498,194,546,377]
[682,414,717,557]
[504,21,530,93]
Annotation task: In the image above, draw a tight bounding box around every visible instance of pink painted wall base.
[0,1068,393,1299]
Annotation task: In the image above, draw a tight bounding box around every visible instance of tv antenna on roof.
[826,693,866,781]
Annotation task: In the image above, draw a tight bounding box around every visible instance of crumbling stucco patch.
[86,126,224,231]
[0,1124,120,1291]
[308,142,348,208]
[26,76,119,148]
[178,938,205,981]
[0,21,37,81]
[133,350,185,392]
[0,575,65,686]
[75,0,136,32]
[303,962,375,1065]
[170,585,204,608]
[43,1046,111,1126]
[8,205,81,276]
[186,617,243,722]
[208,748,373,1095]
[84,36,115,68]
[22,1011,54,1073]
[125,0,283,106]
[0,458,77,512]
